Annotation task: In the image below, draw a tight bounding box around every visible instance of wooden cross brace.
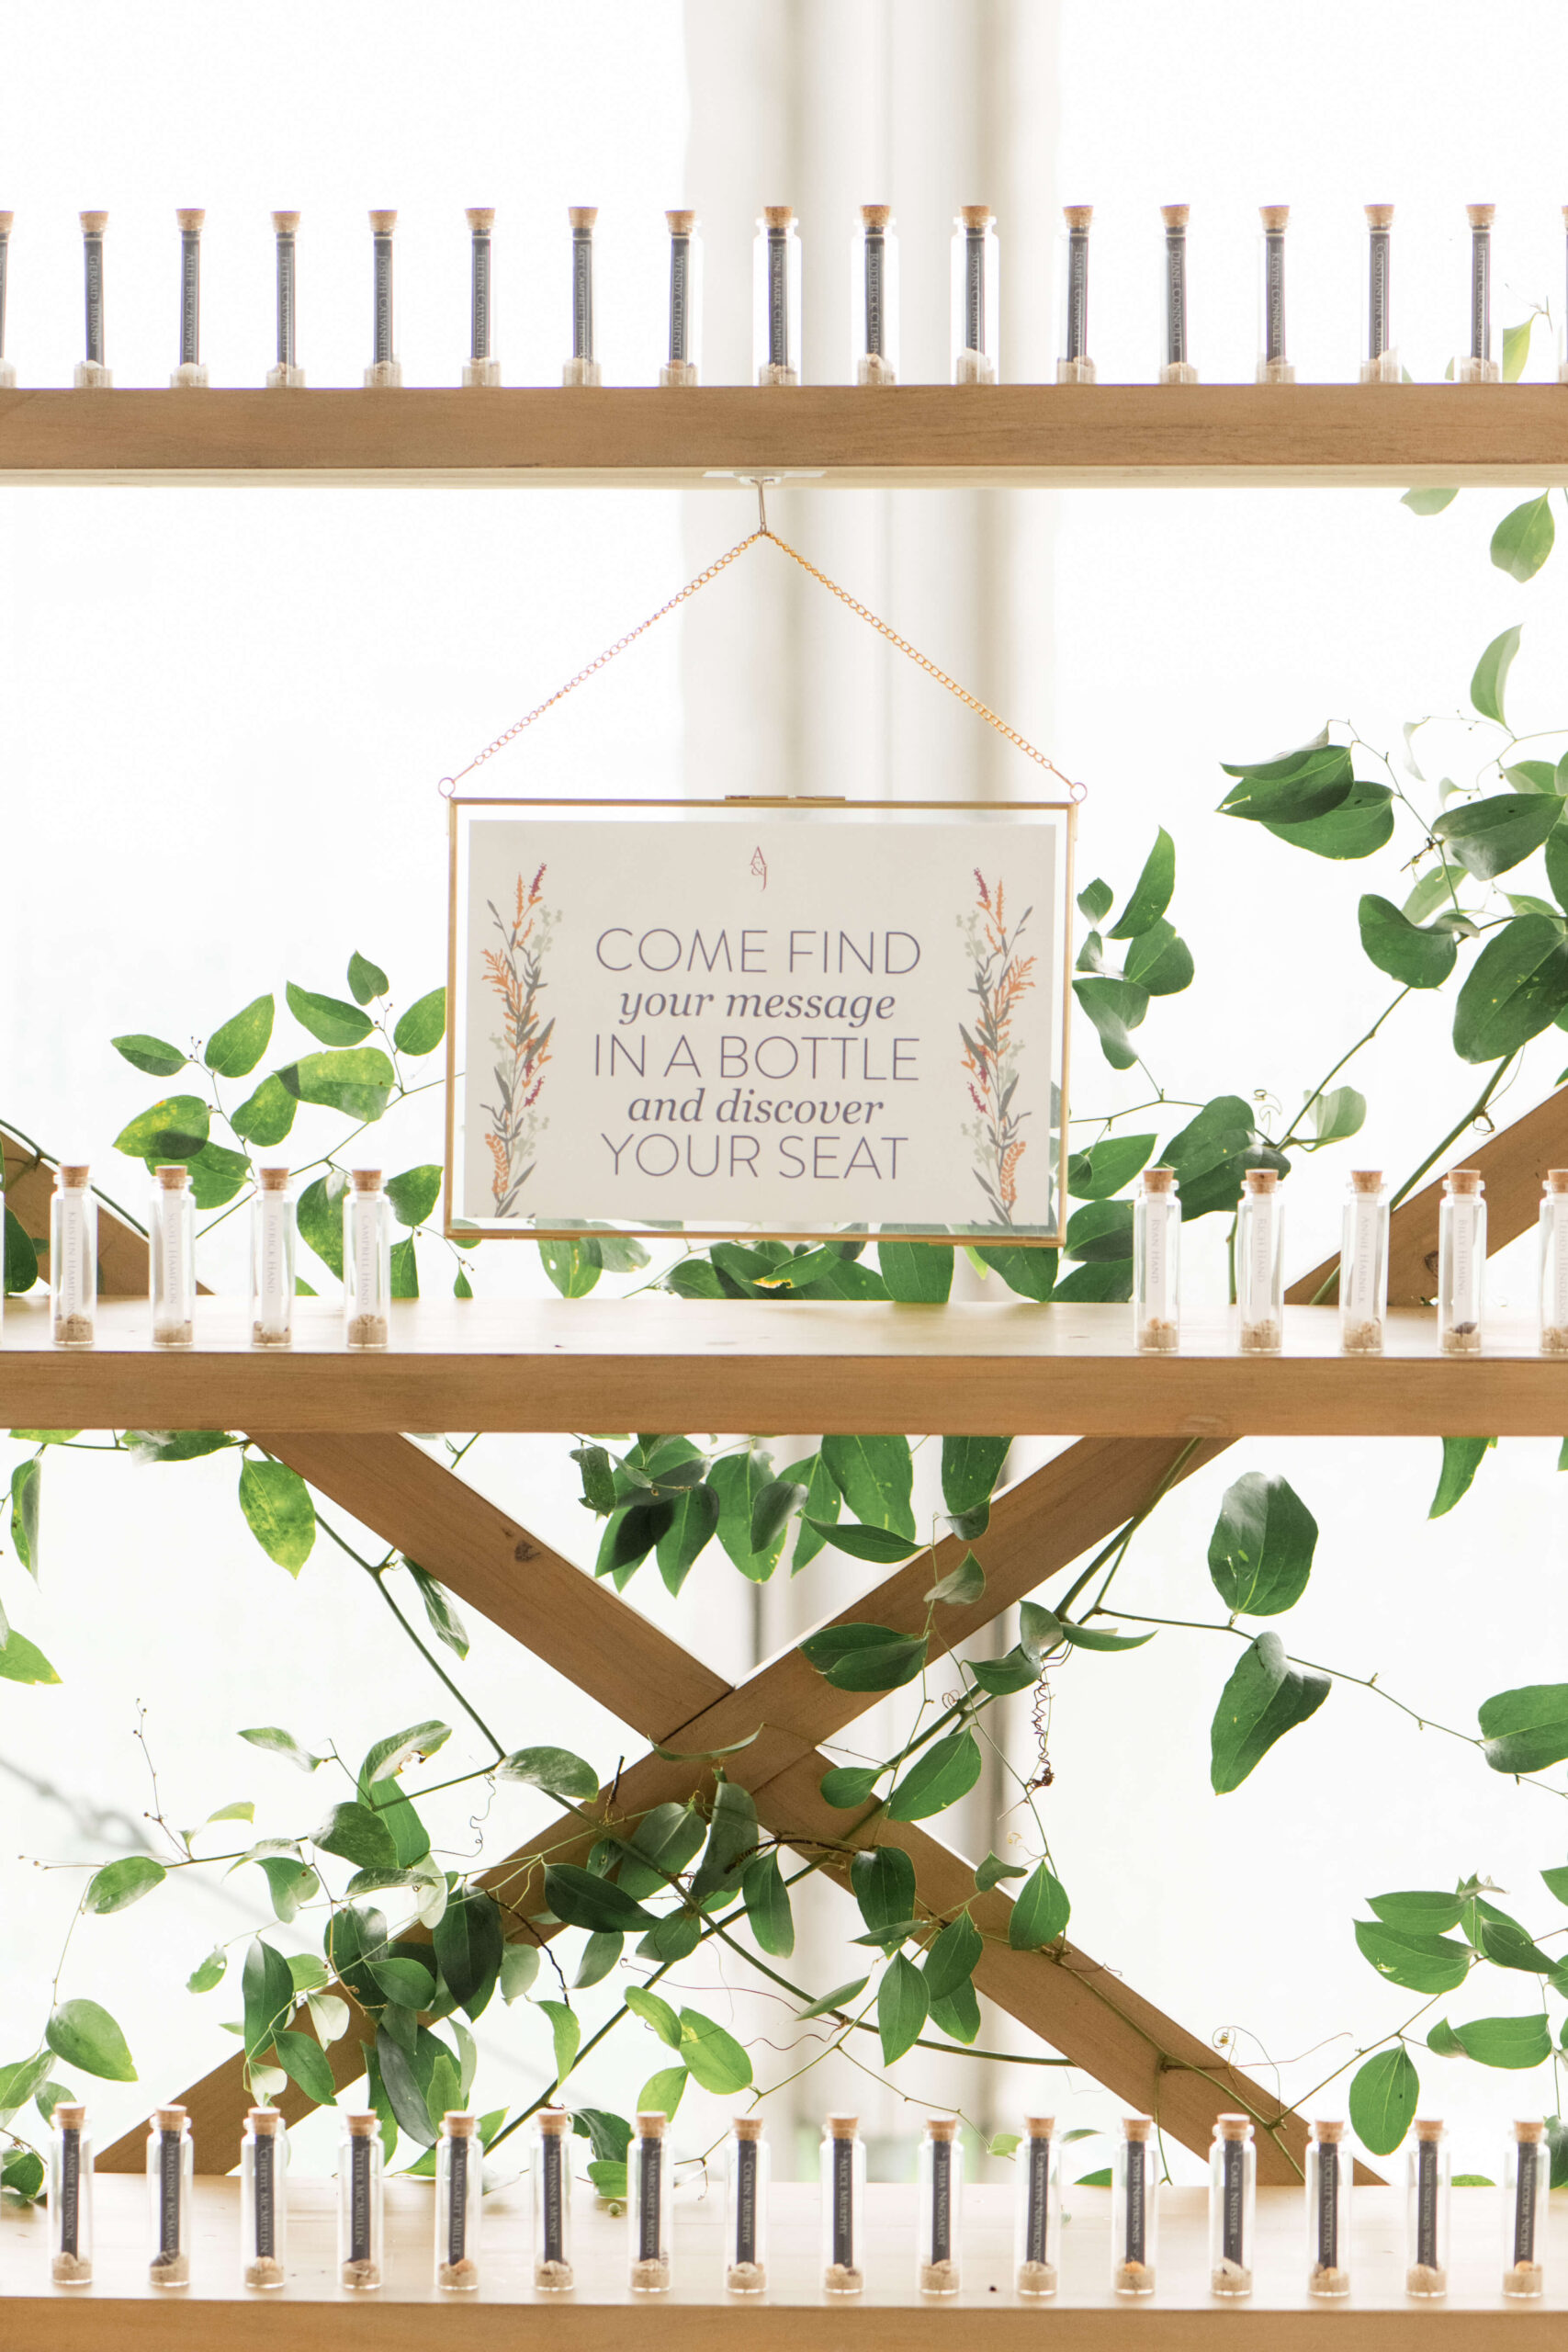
[9,1091,1567,2184]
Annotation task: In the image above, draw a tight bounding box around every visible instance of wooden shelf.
[4,1295,1567,1437]
[1,384,1565,488]
[2,2178,1562,2346]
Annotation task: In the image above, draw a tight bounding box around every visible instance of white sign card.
[446,800,1072,1247]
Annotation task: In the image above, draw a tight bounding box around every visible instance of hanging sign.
[446,797,1073,1249]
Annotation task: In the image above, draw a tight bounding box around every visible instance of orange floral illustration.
[479,865,556,1213]
[960,869,1036,1226]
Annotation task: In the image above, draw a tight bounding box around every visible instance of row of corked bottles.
[1134,1161,1568,1356]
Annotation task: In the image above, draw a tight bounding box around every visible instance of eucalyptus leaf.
[347,951,389,1005]
[1265,779,1395,862]
[1358,895,1459,989]
[1207,1473,1317,1616]
[230,1071,297,1148]
[1354,1919,1472,1995]
[1401,487,1459,515]
[112,1034,186,1078]
[206,995,275,1079]
[393,989,446,1057]
[112,1094,209,1161]
[286,980,374,1046]
[1430,1436,1495,1518]
[1348,2046,1419,2154]
[1434,792,1561,881]
[238,1456,315,1575]
[1452,917,1568,1061]
[82,1855,165,1916]
[1217,742,1354,823]
[1073,975,1150,1070]
[1471,625,1524,726]
[1109,829,1176,939]
[1480,1683,1568,1774]
[1210,1634,1330,1792]
[1067,1134,1156,1200]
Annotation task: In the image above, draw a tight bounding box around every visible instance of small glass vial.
[1455,205,1499,383]
[1504,2119,1546,2298]
[241,2107,288,2289]
[1208,2113,1255,2298]
[952,205,998,384]
[564,207,601,387]
[1438,1168,1485,1355]
[660,209,702,386]
[852,204,898,385]
[462,208,501,387]
[345,1168,391,1350]
[821,2112,865,2293]
[48,2101,93,2286]
[338,2111,384,2290]
[917,2116,964,2295]
[1539,1170,1568,1352]
[1057,206,1096,384]
[1134,1166,1179,1353]
[1361,204,1399,382]
[266,211,305,388]
[364,211,400,389]
[629,2109,672,2292]
[51,1165,96,1347]
[435,2110,480,2290]
[533,2106,574,2290]
[250,1165,295,1348]
[755,207,801,386]
[1112,2115,1157,2295]
[0,211,15,390]
[1014,2115,1060,2297]
[1405,2117,1450,2297]
[1341,1169,1388,1355]
[171,209,208,388]
[1159,205,1197,382]
[75,211,111,388]
[1236,1167,1283,1354]
[1257,205,1295,383]
[152,1164,196,1348]
[148,2104,193,2288]
[1305,2118,1350,2297]
[725,2114,768,2293]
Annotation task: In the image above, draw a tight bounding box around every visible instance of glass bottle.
[1361,204,1398,382]
[851,205,898,385]
[1340,1170,1388,1355]
[1504,2119,1546,2298]
[755,207,801,386]
[251,1166,295,1348]
[533,2107,574,2290]
[952,206,998,384]
[1057,206,1095,384]
[338,2111,384,2289]
[1134,1166,1179,1353]
[75,211,111,389]
[1406,2118,1449,2296]
[1159,204,1197,383]
[564,207,600,387]
[266,210,304,389]
[51,1165,97,1347]
[660,209,702,387]
[1014,2114,1060,2297]
[462,208,501,387]
[364,210,400,389]
[1208,2114,1256,2297]
[0,211,14,391]
[917,2116,964,2294]
[1538,1170,1568,1353]
[1305,2118,1350,2296]
[241,2107,288,2289]
[1257,205,1294,383]
[171,208,208,389]
[629,2109,672,2291]
[1438,1169,1484,1354]
[1454,204,1498,383]
[151,1165,196,1349]
[1236,1168,1282,1355]
[821,2113,865,2293]
[345,1169,391,1350]
[1112,2115,1157,2294]
[435,2110,480,2290]
[48,2101,93,2286]
[725,2114,768,2292]
[148,2105,193,2288]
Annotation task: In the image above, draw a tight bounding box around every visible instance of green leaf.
[625,1985,682,2049]
[241,1935,297,2062]
[230,1071,296,1148]
[819,1765,880,1810]
[186,1948,227,1994]
[1348,2046,1419,2154]
[976,1853,1028,1892]
[750,1476,808,1556]
[3,1206,39,1296]
[1453,2013,1551,2068]
[1067,1135,1156,1201]
[742,1854,795,1957]
[296,1170,347,1278]
[286,980,373,1046]
[1369,1891,1465,1936]
[348,952,389,1006]
[800,1622,928,1691]
[877,1235,953,1304]
[239,1724,323,1774]
[543,1865,654,1934]
[1109,829,1176,939]
[1207,1472,1317,1617]
[385,1165,442,1228]
[701,1449,784,1582]
[821,1433,915,1539]
[238,1456,315,1575]
[1066,1198,1134,1263]
[1161,1095,1285,1221]
[1354,1919,1472,1994]
[1077,877,1112,922]
[575,1929,625,1988]
[678,2007,753,2094]
[0,2052,54,2122]
[537,1998,582,2087]
[1,2146,44,2201]
[206,995,275,1080]
[268,2024,336,2106]
[1435,792,1561,881]
[927,1549,986,1606]
[803,1518,919,1565]
[1507,761,1562,795]
[393,988,446,1057]
[1217,741,1354,823]
[1122,919,1194,996]
[112,1033,187,1077]
[405,1565,469,1662]
[0,1632,59,1685]
[83,1855,165,1916]
[374,2024,436,2146]
[361,1720,450,1790]
[973,1241,1056,1301]
[924,1912,984,2001]
[498,1744,599,1802]
[795,1978,869,2022]
[1306,1086,1366,1144]
[1264,778,1395,862]
[279,1047,396,1121]
[1009,1862,1070,1950]
[615,1800,707,1898]
[1454,915,1568,1060]
[653,1483,720,1594]
[1480,1683,1568,1774]
[175,1140,250,1209]
[636,2064,686,2121]
[257,1857,318,1924]
[941,1435,1010,1525]
[877,1952,929,2064]
[1073,975,1149,1070]
[690,1778,759,1906]
[929,1978,982,2044]
[112,1093,209,1161]
[1210,1633,1330,1792]
[313,1802,398,1871]
[1358,894,1459,989]
[499,1944,540,2004]
[1471,625,1524,726]
[968,1647,1040,1696]
[434,1891,505,2020]
[10,1456,39,1576]
[852,1846,918,1946]
[571,1443,617,1517]
[1402,487,1460,515]
[1492,494,1556,582]
[1429,1436,1495,1519]
[1503,316,1538,384]
[886,1730,983,1822]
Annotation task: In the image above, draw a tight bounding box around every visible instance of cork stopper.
[926,2116,959,2142]
[1024,2116,1055,2139]
[367,210,397,234]
[248,2108,282,2135]
[1142,1166,1176,1194]
[569,207,598,231]
[1514,2119,1546,2143]
[734,2116,763,2141]
[1365,204,1394,230]
[272,211,299,234]
[154,2106,188,2131]
[1547,1170,1568,1193]
[763,206,794,230]
[537,2107,571,2138]
[257,1165,289,1192]
[960,204,994,230]
[54,2104,86,2130]
[1243,1168,1278,1193]
[466,208,494,232]
[1161,205,1190,228]
[1414,2117,1444,2143]
[345,2111,378,2138]
[861,204,892,229]
[175,209,205,232]
[154,1164,189,1191]
[1062,206,1093,231]
[1259,205,1291,232]
[1215,2113,1251,2142]
[828,2113,859,2141]
[1445,1168,1483,1195]
[1122,2116,1152,2143]
[444,2111,477,2138]
[666,209,696,234]
[1350,1169,1383,1194]
[351,1168,382,1192]
[79,211,107,235]
[1314,2120,1345,2143]
[637,2111,668,2139]
[57,1165,90,1190]
[1467,203,1495,229]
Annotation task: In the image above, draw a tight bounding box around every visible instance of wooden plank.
[5,384,1568,488]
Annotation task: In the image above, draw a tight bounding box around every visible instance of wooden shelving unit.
[1,383,1566,487]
